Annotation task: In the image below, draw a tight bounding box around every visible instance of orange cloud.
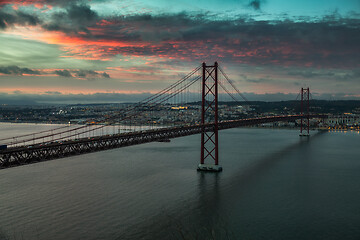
[0,0,43,5]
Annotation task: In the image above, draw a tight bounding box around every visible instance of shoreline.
[1,121,358,132]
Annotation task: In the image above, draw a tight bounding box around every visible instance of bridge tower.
[197,62,222,172]
[300,87,310,136]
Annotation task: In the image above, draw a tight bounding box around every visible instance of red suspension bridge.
[0,63,326,170]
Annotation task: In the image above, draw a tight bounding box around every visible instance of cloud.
[287,69,360,82]
[73,70,110,78]
[244,78,273,84]
[248,0,264,10]
[288,70,336,78]
[0,65,110,79]
[52,13,360,68]
[0,9,41,29]
[0,0,84,7]
[42,3,99,35]
[54,69,110,78]
[54,69,72,77]
[12,90,23,94]
[53,69,110,79]
[0,3,98,35]
[44,91,62,94]
[101,72,110,78]
[1,3,359,69]
[0,65,41,75]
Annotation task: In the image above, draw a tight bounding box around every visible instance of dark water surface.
[0,123,359,239]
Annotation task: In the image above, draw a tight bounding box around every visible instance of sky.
[0,0,359,104]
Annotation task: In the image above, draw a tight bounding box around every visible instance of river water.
[0,123,359,240]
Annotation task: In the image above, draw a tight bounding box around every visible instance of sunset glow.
[0,0,359,103]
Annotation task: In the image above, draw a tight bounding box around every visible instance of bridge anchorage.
[197,62,222,172]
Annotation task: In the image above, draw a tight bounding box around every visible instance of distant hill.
[190,100,360,115]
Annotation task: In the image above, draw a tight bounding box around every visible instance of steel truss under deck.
[0,114,326,169]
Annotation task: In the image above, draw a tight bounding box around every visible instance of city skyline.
[0,0,359,104]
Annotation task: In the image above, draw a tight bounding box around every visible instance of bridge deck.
[0,114,326,169]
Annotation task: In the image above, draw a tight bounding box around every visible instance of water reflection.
[2,126,359,240]
[114,130,329,240]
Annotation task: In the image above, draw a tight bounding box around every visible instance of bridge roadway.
[0,114,326,169]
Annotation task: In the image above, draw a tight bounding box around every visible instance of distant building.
[326,114,360,127]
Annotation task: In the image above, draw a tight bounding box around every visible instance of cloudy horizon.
[1,0,359,104]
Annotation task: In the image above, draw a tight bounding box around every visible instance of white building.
[326,114,360,127]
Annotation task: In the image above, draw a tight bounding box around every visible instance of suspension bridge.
[0,62,326,171]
